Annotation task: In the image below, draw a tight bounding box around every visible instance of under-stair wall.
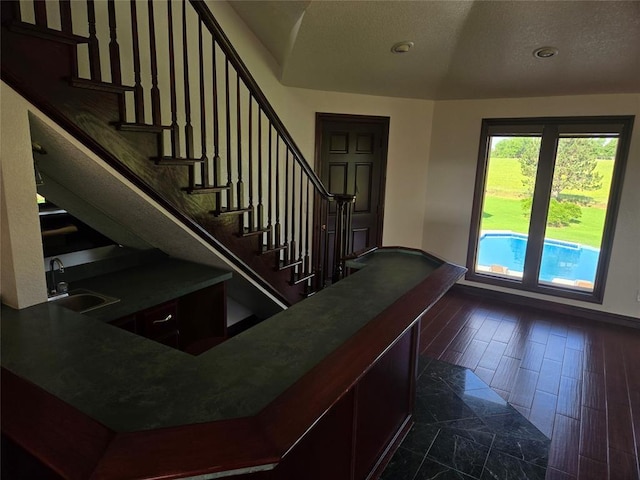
[2,0,355,305]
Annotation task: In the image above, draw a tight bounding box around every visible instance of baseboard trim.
[452,284,640,329]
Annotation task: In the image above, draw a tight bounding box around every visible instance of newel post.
[332,194,356,283]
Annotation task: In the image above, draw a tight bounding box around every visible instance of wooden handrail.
[188,0,333,200]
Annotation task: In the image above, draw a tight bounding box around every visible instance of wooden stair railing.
[2,0,357,303]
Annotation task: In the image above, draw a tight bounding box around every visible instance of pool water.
[477,232,600,283]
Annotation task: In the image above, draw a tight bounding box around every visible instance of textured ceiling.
[229,0,640,100]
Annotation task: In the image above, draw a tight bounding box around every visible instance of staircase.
[1,0,356,305]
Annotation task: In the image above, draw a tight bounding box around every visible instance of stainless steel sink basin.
[52,289,119,313]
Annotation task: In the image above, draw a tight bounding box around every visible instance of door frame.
[313,112,390,251]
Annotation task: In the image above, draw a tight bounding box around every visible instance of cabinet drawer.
[139,301,178,339]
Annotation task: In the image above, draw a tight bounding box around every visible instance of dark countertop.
[69,257,232,321]
[1,249,442,433]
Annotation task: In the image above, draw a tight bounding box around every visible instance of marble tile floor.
[382,357,550,480]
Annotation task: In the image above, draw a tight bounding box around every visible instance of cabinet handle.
[153,314,172,324]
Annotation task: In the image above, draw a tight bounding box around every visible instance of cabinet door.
[179,283,227,353]
[354,330,415,479]
[272,389,355,480]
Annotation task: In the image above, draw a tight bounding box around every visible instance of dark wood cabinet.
[245,325,418,480]
[354,331,415,478]
[139,300,180,345]
[110,283,227,354]
[179,283,227,354]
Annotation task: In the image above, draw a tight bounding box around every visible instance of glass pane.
[475,136,541,280]
[538,136,618,291]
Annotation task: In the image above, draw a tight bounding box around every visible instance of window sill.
[464,271,604,304]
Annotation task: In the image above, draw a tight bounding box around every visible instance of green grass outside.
[480,196,605,248]
[485,158,614,206]
[480,156,614,249]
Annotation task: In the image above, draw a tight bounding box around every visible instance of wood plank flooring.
[420,289,640,480]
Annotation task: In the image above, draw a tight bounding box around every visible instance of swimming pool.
[477,232,600,283]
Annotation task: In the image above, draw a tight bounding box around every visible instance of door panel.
[316,115,389,275]
[354,163,373,213]
[352,228,370,253]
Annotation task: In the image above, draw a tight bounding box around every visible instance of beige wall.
[0,85,48,308]
[424,94,640,318]
[284,89,434,249]
[204,0,435,249]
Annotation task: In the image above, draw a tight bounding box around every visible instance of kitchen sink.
[52,289,120,313]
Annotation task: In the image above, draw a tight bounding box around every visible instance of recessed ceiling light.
[391,41,414,54]
[533,46,559,59]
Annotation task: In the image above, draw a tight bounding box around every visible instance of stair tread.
[6,21,89,45]
[237,226,271,237]
[260,244,287,255]
[276,259,303,271]
[289,272,315,285]
[185,185,230,194]
[212,207,251,217]
[70,77,135,93]
[117,123,171,133]
[153,156,204,165]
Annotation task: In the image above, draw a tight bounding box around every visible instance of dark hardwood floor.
[420,289,640,480]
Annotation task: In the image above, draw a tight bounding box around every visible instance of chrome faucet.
[49,257,65,295]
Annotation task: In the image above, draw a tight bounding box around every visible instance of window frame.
[466,116,635,304]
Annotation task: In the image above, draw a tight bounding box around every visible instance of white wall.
[424,94,640,318]
[0,86,48,308]
[205,0,435,249]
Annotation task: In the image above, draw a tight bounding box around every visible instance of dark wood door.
[316,114,389,266]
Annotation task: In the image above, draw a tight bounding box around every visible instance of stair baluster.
[247,96,255,232]
[167,1,180,157]
[289,157,297,267]
[274,135,281,250]
[147,0,161,126]
[297,160,304,276]
[86,0,101,81]
[11,1,21,21]
[212,36,222,209]
[182,0,194,169]
[267,123,273,249]
[59,0,72,34]
[224,58,234,210]
[257,108,264,230]
[33,0,47,28]
[107,0,121,85]
[282,146,290,266]
[130,0,144,123]
[198,20,209,189]
[332,194,356,282]
[304,177,311,278]
[236,72,244,210]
